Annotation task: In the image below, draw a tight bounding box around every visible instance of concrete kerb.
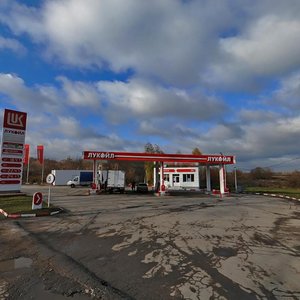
[242,191,300,203]
[0,207,64,219]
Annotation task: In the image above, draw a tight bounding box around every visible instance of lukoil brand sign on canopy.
[0,109,27,192]
[83,151,236,164]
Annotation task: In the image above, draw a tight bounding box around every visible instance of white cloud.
[58,77,101,108]
[97,79,227,123]
[0,0,233,85]
[222,16,300,75]
[0,73,60,113]
[272,72,300,110]
[2,0,300,89]
[139,120,200,139]
[193,116,300,169]
[206,15,300,90]
[1,1,300,170]
[0,35,26,54]
[238,109,280,124]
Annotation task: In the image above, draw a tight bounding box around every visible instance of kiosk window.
[183,174,194,182]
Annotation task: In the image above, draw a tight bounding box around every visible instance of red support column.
[159,162,166,196]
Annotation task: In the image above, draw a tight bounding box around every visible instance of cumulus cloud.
[0,73,60,113]
[97,79,227,123]
[0,0,233,85]
[222,16,300,74]
[0,35,26,54]
[238,109,280,124]
[271,72,300,110]
[139,120,201,139]
[1,0,300,169]
[2,0,300,89]
[58,76,101,108]
[188,115,300,170]
[206,14,300,90]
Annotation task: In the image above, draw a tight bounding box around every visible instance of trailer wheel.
[71,184,75,188]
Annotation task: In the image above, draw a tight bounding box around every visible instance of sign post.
[37,145,44,184]
[0,109,27,192]
[23,144,30,184]
[46,173,55,207]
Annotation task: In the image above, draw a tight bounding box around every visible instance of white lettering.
[207,156,231,162]
[86,152,115,159]
[7,112,24,128]
[4,129,25,135]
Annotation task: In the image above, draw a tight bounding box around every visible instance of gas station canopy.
[83,151,235,165]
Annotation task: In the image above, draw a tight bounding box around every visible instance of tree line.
[22,145,300,189]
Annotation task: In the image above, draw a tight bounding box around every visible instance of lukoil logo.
[3,109,27,130]
[7,112,25,128]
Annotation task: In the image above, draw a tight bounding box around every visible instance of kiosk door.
[173,174,180,188]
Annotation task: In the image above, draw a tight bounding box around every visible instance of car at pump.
[136,183,148,193]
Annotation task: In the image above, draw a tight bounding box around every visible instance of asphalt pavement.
[0,185,299,299]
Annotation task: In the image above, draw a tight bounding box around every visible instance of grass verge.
[0,195,56,215]
[245,187,300,199]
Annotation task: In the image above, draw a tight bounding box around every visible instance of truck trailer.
[51,170,93,186]
[67,171,94,188]
[97,170,125,193]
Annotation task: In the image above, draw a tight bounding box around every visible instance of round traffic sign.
[33,192,43,205]
[46,174,55,184]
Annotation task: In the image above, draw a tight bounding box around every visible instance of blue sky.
[1,0,300,171]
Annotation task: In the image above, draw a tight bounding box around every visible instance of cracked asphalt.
[1,185,300,299]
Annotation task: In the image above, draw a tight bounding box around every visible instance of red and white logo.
[3,109,27,130]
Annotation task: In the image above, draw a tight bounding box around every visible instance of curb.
[242,192,300,203]
[0,208,64,219]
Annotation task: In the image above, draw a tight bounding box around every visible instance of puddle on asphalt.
[213,247,238,258]
[0,257,32,272]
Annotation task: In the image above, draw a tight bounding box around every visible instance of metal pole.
[234,167,238,193]
[41,163,44,184]
[26,158,30,184]
[48,185,51,207]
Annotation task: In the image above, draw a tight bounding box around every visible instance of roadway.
[0,185,299,299]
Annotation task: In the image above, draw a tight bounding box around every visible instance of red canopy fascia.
[83,151,236,165]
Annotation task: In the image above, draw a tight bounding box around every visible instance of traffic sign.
[46,174,55,208]
[46,174,55,184]
[32,192,43,209]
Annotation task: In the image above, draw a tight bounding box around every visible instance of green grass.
[0,195,51,214]
[246,187,300,199]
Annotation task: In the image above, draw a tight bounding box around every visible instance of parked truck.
[51,169,93,186]
[97,170,125,193]
[67,171,94,188]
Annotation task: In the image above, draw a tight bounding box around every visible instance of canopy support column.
[206,165,211,192]
[159,162,166,196]
[219,164,225,197]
